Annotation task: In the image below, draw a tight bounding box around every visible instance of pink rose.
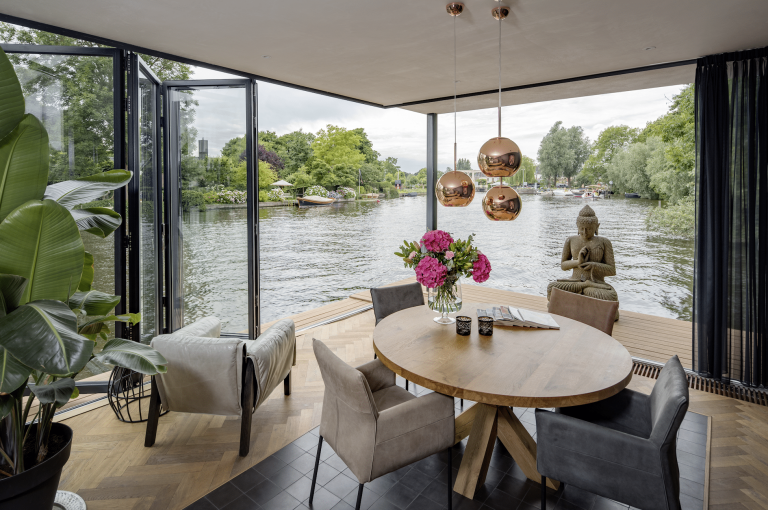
[445,251,454,260]
[408,251,417,260]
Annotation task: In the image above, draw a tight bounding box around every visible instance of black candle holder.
[456,316,472,336]
[478,316,494,336]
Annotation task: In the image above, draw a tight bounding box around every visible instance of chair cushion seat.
[372,385,416,412]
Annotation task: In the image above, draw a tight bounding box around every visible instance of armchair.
[535,355,689,510]
[144,318,296,457]
[310,339,455,510]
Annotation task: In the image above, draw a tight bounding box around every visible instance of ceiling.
[2,0,767,113]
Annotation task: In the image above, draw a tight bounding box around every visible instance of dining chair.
[370,282,424,390]
[310,339,455,510]
[145,317,296,457]
[547,287,620,335]
[535,355,690,510]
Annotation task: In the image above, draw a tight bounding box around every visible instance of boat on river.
[297,195,335,207]
[625,192,641,198]
[553,189,574,197]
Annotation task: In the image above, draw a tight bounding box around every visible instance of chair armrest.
[560,389,652,438]
[244,319,296,408]
[356,359,395,393]
[173,317,222,338]
[376,392,454,445]
[535,409,660,477]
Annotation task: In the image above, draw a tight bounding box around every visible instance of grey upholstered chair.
[310,339,455,510]
[535,355,690,510]
[548,287,620,335]
[145,317,296,457]
[370,282,424,390]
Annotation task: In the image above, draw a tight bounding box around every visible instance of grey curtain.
[694,47,768,387]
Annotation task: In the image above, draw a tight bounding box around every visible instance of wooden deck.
[50,281,765,510]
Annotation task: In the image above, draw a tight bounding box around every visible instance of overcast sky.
[191,66,686,174]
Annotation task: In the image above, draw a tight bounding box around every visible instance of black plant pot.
[0,422,73,510]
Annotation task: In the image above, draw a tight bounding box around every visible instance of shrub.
[204,188,247,204]
[646,196,694,237]
[385,187,399,199]
[258,190,269,202]
[305,185,329,197]
[337,186,356,199]
[181,190,207,211]
[267,188,285,202]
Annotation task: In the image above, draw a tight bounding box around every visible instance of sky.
[191,66,686,174]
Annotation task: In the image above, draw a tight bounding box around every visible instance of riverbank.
[204,198,365,209]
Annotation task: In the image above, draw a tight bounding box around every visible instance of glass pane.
[139,68,159,343]
[10,53,117,377]
[168,86,248,334]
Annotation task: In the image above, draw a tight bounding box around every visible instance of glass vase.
[428,279,462,324]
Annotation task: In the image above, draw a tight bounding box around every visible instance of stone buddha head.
[576,205,600,240]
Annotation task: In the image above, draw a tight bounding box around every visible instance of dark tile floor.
[185,378,707,510]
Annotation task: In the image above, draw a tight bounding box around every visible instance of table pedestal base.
[453,403,559,499]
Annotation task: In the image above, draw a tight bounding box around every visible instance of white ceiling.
[2,0,767,113]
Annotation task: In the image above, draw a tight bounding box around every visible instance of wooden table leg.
[454,403,478,445]
[453,405,559,499]
[454,403,498,498]
[497,407,559,491]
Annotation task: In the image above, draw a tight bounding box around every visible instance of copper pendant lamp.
[436,2,475,208]
[479,3,522,221]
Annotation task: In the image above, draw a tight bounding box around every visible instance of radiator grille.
[632,359,768,407]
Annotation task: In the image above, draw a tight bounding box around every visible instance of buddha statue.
[547,204,619,319]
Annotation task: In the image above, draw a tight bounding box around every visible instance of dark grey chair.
[535,355,690,510]
[370,282,424,391]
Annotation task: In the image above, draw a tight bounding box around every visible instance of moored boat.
[297,195,336,207]
[624,192,641,198]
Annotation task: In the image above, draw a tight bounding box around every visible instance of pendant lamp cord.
[453,13,457,174]
[498,11,501,139]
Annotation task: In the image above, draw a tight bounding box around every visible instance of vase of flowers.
[396,230,491,324]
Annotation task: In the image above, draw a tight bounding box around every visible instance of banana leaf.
[29,377,77,408]
[79,252,94,292]
[71,207,122,238]
[68,290,120,316]
[0,344,32,394]
[0,199,84,304]
[0,48,26,143]
[43,170,132,209]
[0,300,94,376]
[0,394,13,422]
[0,114,49,222]
[95,338,168,375]
[79,313,139,341]
[0,274,27,317]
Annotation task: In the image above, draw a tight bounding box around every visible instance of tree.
[537,122,572,186]
[278,130,315,175]
[578,125,639,186]
[457,158,472,171]
[312,125,365,169]
[506,155,536,186]
[537,122,589,186]
[607,137,665,198]
[352,128,380,164]
[637,84,695,203]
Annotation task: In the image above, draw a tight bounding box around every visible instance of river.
[170,194,694,333]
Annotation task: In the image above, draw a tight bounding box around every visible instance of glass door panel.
[164,81,254,335]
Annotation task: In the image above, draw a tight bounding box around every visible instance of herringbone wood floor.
[56,288,768,509]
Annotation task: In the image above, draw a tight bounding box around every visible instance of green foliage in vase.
[0,47,168,477]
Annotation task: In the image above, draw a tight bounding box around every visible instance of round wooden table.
[373,303,633,499]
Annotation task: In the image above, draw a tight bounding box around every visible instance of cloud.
[191,66,685,173]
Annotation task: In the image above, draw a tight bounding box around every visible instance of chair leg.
[405,380,409,391]
[355,483,364,510]
[284,369,292,396]
[144,376,162,447]
[373,352,377,359]
[309,435,323,505]
[541,475,546,509]
[447,447,453,510]
[460,398,463,407]
[239,359,255,457]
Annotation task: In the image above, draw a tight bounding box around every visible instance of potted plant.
[0,48,168,508]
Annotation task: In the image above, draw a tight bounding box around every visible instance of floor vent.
[632,359,768,407]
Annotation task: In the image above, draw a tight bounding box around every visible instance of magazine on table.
[476,306,560,330]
